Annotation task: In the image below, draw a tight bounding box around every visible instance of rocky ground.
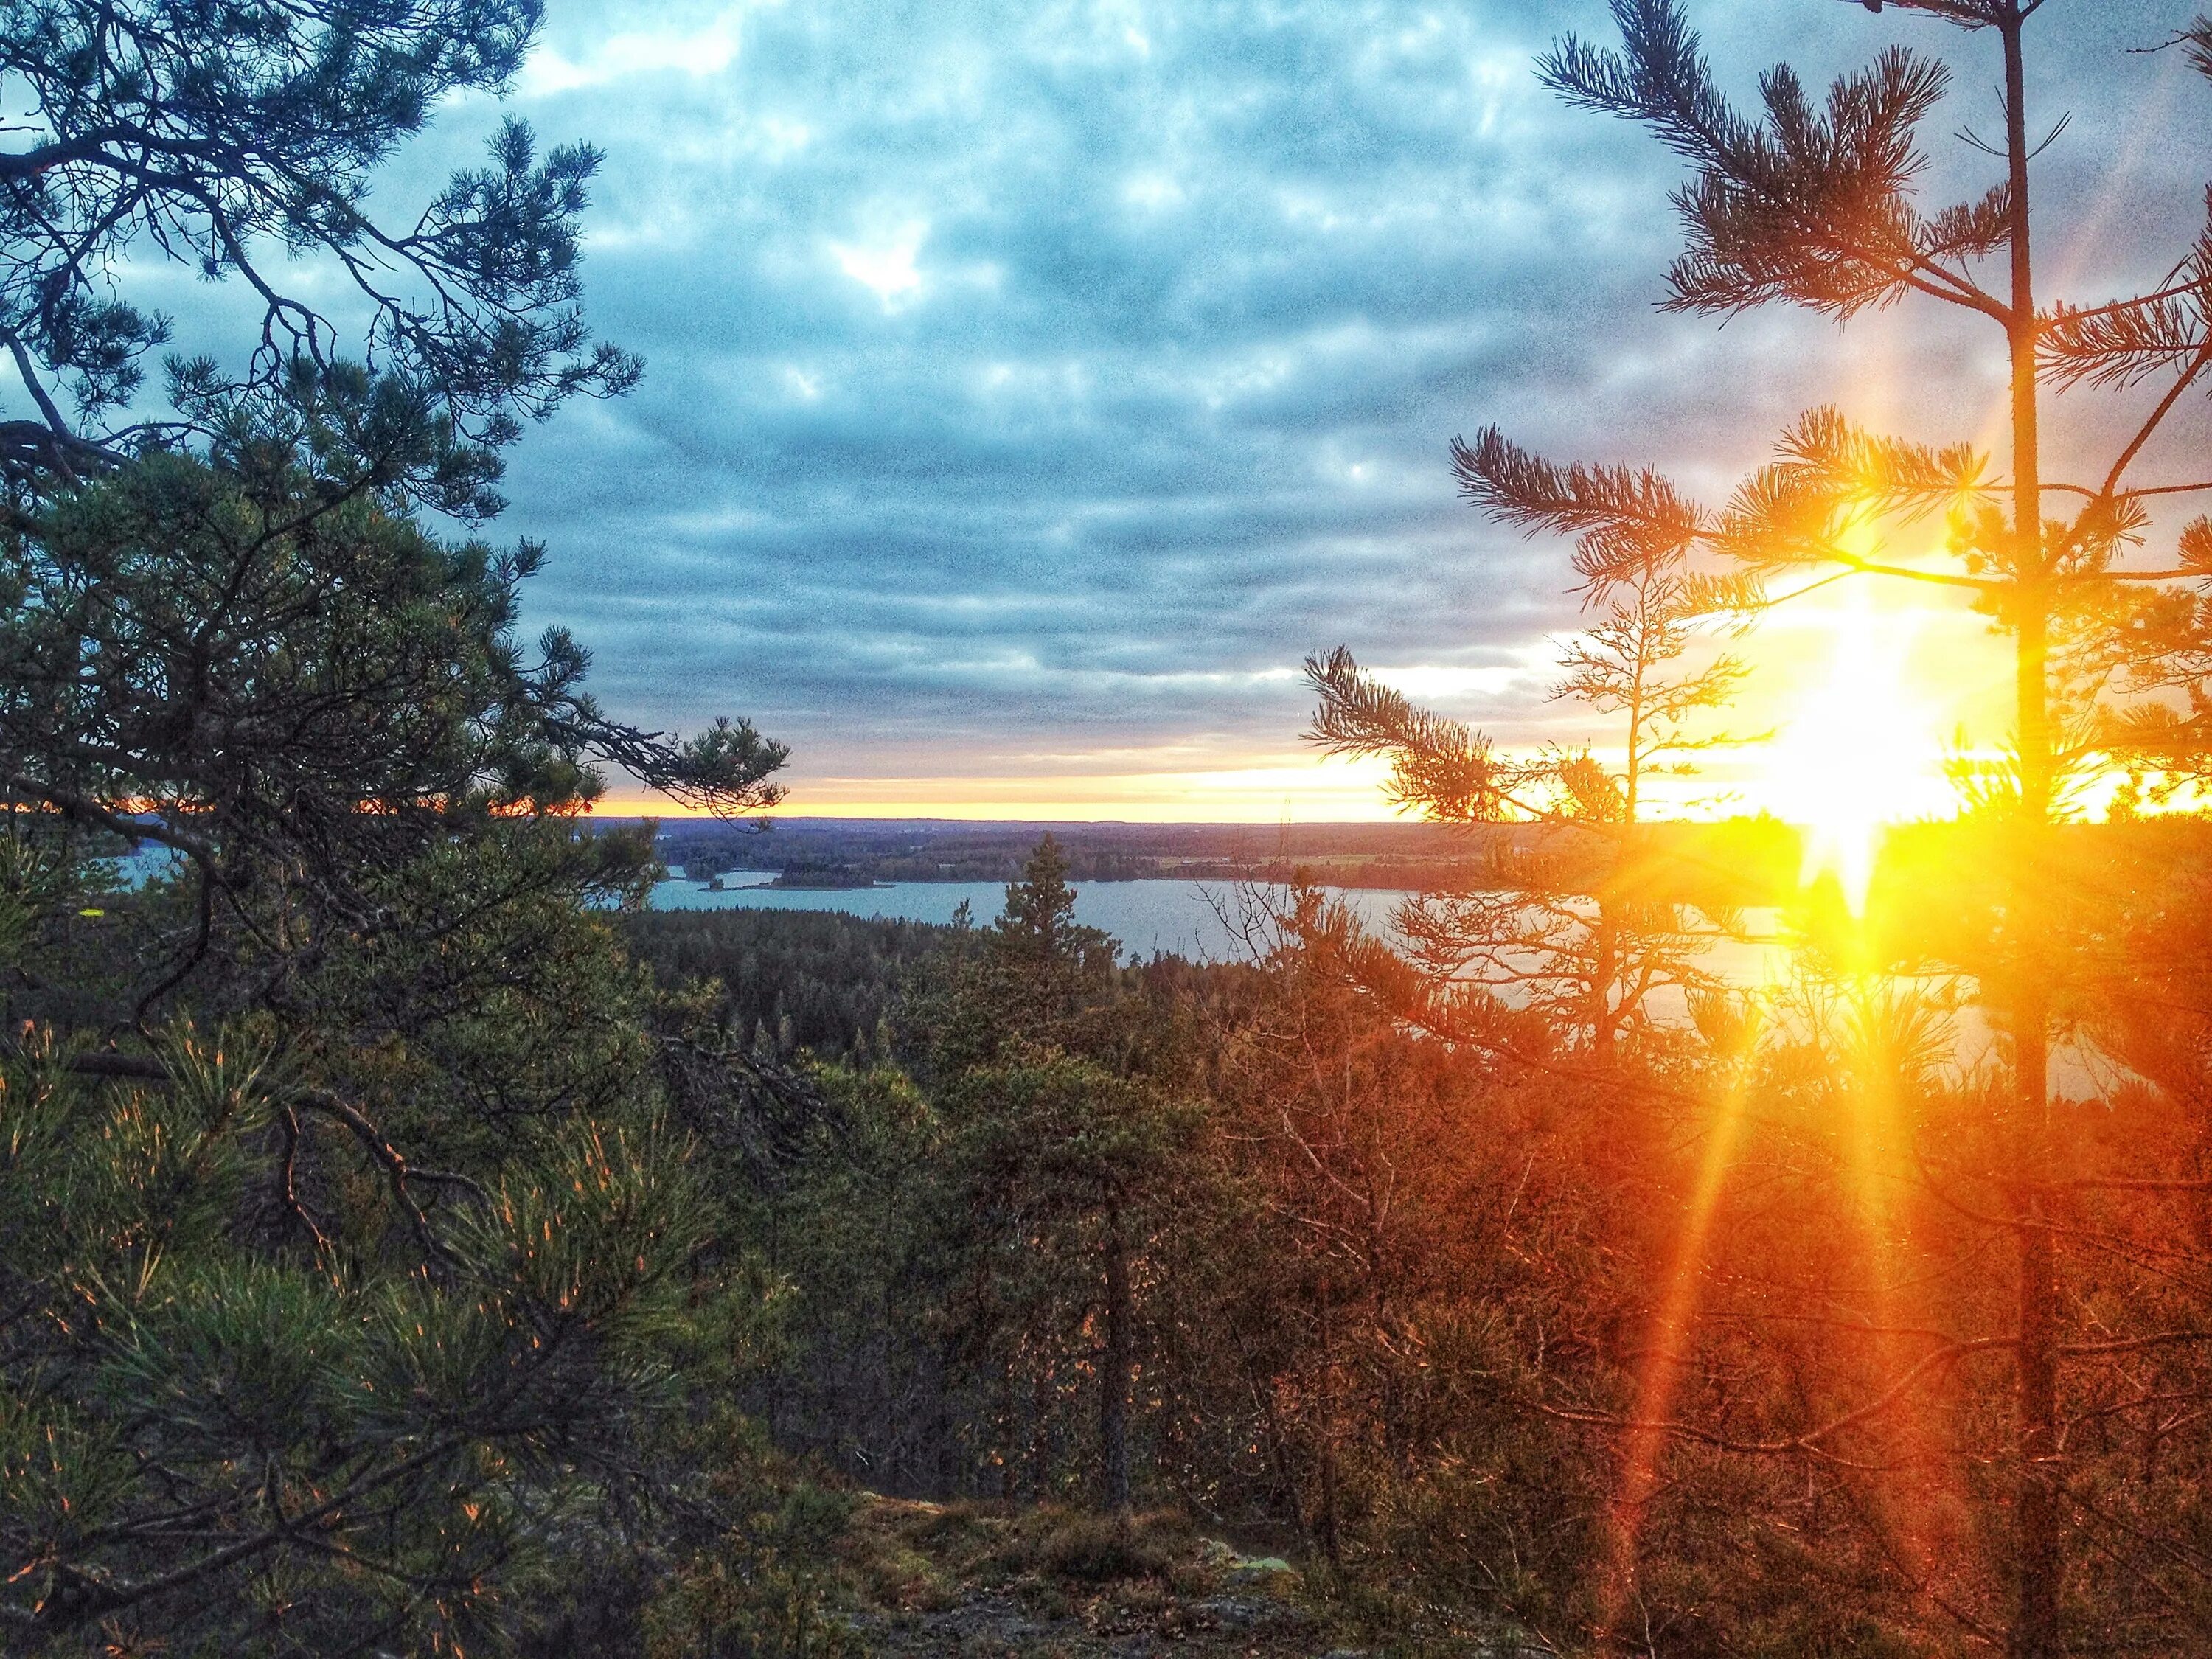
[825,1496,1544,1658]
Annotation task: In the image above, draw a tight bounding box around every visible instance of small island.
[766,863,881,890]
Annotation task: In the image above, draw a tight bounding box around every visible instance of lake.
[103,856,2034,1079]
[650,872,1790,982]
[649,872,1361,960]
[644,872,2058,1081]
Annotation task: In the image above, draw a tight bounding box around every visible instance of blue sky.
[395,1,2205,817]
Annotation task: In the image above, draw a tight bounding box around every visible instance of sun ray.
[1597,996,1769,1641]
[1831,967,1972,1599]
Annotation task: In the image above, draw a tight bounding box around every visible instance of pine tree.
[1306,466,1756,1065]
[0,6,790,1646]
[922,838,1194,1514]
[0,1,639,509]
[1322,5,2212,1653]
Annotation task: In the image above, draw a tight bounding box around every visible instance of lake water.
[97,856,2038,1080]
[650,872,1790,981]
[644,872,2065,1080]
[649,872,1370,961]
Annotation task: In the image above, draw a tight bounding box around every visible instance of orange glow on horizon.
[590,585,2183,833]
[594,753,1410,822]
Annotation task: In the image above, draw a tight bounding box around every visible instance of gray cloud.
[379,0,2212,790]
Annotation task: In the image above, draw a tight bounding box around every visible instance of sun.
[1756,584,1950,909]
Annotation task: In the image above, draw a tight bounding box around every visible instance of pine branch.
[1542,3,2008,324]
[2042,296,2208,392]
[2184,518,2212,576]
[30,1439,465,1630]
[2042,191,2212,396]
[1532,1334,2021,1464]
[1714,408,1988,576]
[2,773,220,869]
[1453,425,1708,593]
[1302,646,1537,822]
[54,1051,490,1262]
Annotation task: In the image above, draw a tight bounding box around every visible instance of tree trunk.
[929,1338,956,1499]
[1590,901,1620,1065]
[2009,603,2060,1659]
[1313,1270,1342,1565]
[1030,1363,1053,1501]
[2012,997,2060,1659]
[1102,1206,1133,1514]
[2002,11,2062,1654]
[998,1356,1019,1503]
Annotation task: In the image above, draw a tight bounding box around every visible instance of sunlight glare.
[1759,580,1947,909]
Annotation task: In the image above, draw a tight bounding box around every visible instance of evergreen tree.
[1306,462,1757,1066]
[921,838,1195,1513]
[0,0,638,509]
[0,5,790,1648]
[0,428,788,1649]
[1311,5,2212,1653]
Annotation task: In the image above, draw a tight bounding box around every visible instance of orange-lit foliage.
[1188,865,2212,1652]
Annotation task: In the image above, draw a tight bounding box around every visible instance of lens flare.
[1758,583,1946,909]
[1597,1015,1760,1640]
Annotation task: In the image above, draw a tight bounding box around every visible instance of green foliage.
[0,0,636,498]
[731,844,1211,1514]
[736,1058,953,1491]
[12,5,2212,1656]
[0,339,781,1659]
[910,833,1127,1076]
[0,1005,739,1651]
[643,1417,860,1659]
[0,4,819,1652]
[1003,1506,1191,1584]
[625,908,950,1063]
[0,431,783,947]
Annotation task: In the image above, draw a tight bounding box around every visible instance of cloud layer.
[404,0,2209,810]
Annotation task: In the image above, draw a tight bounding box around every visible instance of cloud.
[829,223,929,308]
[518,3,764,97]
[386,0,2212,809]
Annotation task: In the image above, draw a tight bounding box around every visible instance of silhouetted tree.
[1306,464,1756,1065]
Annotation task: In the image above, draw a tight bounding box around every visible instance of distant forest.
[624,908,953,1065]
[652,814,1807,903]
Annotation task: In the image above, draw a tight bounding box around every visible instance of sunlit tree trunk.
[2001,10,2059,1652]
[1591,616,1646,1065]
[1590,909,1621,1065]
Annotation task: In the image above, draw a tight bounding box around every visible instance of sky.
[320,3,2212,818]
